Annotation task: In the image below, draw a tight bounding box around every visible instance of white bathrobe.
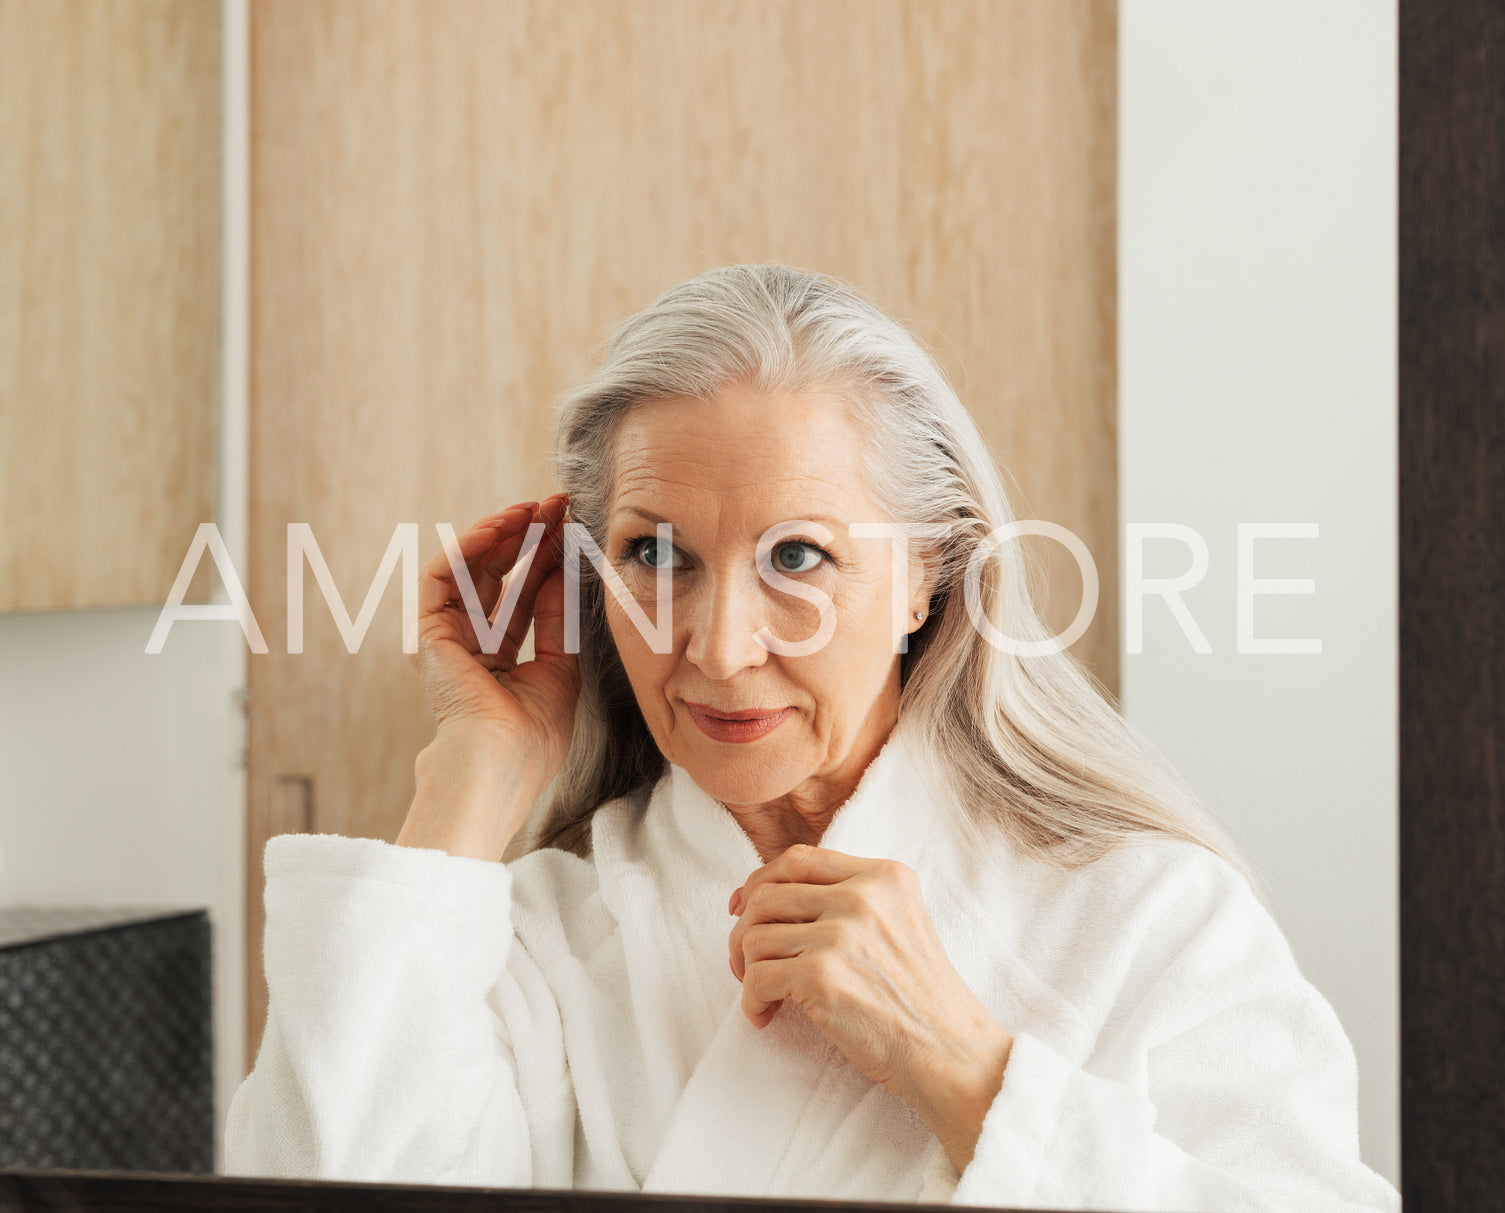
[224,715,1400,1212]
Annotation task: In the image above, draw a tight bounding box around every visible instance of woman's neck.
[720,698,900,864]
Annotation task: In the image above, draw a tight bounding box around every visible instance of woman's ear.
[907,548,940,625]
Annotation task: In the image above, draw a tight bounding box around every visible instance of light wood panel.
[247,0,1116,1066]
[0,0,220,611]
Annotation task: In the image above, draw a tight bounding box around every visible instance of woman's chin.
[679,750,800,809]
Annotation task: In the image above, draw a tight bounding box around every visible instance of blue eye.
[632,537,684,569]
[770,541,826,574]
[623,535,830,573]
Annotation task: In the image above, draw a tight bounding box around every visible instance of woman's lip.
[683,701,788,721]
[684,703,793,743]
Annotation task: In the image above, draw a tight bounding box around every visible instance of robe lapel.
[636,717,956,1198]
[586,756,757,1183]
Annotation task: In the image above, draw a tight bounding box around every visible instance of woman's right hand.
[410,492,580,789]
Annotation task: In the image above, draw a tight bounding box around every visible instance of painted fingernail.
[729,887,742,915]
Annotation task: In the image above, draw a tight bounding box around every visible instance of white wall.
[0,0,250,1172]
[1120,0,1398,1187]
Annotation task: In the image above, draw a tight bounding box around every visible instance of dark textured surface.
[0,910,189,952]
[0,912,213,1173]
[0,1169,1047,1213]
[1400,0,1505,1209]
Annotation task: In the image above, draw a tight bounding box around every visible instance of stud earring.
[914,610,925,621]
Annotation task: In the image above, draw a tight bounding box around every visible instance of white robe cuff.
[261,831,516,1007]
[947,1029,1396,1213]
[229,832,520,1183]
[949,1030,1156,1208]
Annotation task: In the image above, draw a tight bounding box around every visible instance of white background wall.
[0,0,1397,1189]
[1120,0,1398,1186]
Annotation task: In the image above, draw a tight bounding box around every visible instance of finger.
[495,494,570,667]
[736,844,868,911]
[420,604,486,658]
[419,522,503,614]
[418,508,531,615]
[727,882,829,978]
[471,519,550,655]
[469,506,552,621]
[741,956,805,1029]
[426,508,550,661]
[454,505,546,619]
[731,919,821,983]
[531,564,571,664]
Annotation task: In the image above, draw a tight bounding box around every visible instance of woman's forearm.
[396,725,548,862]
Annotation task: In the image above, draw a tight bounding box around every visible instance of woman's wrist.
[902,1011,1014,1174]
[396,723,548,862]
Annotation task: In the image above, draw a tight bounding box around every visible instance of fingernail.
[729,887,742,915]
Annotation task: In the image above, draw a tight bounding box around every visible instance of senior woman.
[224,264,1398,1212]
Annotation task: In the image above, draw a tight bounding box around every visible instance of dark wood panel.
[1399,0,1505,1209]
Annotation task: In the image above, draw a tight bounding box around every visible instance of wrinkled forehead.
[608,392,877,527]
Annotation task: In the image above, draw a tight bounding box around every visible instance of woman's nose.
[683,575,771,680]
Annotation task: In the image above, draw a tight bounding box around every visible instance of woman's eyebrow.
[614,505,850,531]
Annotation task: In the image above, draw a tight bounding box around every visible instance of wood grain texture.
[1399,1,1505,1208]
[0,0,220,611]
[246,0,1117,1069]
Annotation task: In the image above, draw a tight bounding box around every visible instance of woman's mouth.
[683,702,793,743]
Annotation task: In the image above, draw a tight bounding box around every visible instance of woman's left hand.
[727,843,1014,1171]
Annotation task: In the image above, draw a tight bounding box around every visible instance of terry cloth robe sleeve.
[941,840,1399,1213]
[222,831,576,1187]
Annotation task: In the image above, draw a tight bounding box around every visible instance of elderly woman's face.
[601,384,930,811]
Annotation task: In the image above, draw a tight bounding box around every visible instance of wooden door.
[246,0,1117,1066]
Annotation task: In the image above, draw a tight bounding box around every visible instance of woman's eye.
[771,541,825,574]
[632,538,683,569]
[626,537,827,573]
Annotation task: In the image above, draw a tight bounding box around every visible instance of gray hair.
[532,262,1256,890]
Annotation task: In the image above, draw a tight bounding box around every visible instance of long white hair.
[533,262,1255,889]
